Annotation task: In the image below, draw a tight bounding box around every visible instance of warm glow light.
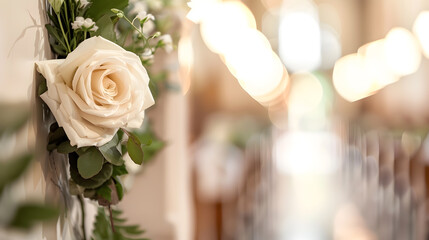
[384,27,421,76]
[288,73,323,115]
[358,39,398,89]
[199,1,256,54]
[279,11,321,72]
[223,29,284,97]
[413,11,429,58]
[186,0,219,23]
[191,0,288,104]
[178,35,194,94]
[275,132,339,175]
[333,54,373,102]
[320,25,341,70]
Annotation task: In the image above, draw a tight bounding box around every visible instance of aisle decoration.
[38,0,174,238]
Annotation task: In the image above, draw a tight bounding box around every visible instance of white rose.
[36,36,154,147]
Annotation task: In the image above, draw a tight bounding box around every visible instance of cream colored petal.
[126,111,145,128]
[58,37,126,85]
[142,81,155,109]
[36,59,65,102]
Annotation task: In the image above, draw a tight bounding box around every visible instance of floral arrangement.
[36,0,174,238]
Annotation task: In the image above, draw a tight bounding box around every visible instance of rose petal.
[58,37,126,86]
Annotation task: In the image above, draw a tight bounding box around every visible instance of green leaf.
[96,181,112,202]
[132,128,164,164]
[116,225,145,235]
[70,153,113,188]
[76,146,91,155]
[8,203,59,229]
[45,24,67,54]
[92,207,147,240]
[48,0,64,14]
[142,140,164,163]
[86,0,128,21]
[127,134,143,165]
[92,208,113,240]
[112,164,128,176]
[47,125,67,148]
[93,14,117,42]
[0,154,32,193]
[113,177,124,201]
[99,135,123,166]
[38,77,47,96]
[57,140,78,154]
[77,147,104,179]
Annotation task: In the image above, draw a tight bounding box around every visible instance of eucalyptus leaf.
[112,164,128,177]
[96,181,112,202]
[69,153,113,188]
[57,140,77,154]
[99,135,123,166]
[77,147,104,179]
[127,134,143,165]
[8,203,58,229]
[48,125,67,146]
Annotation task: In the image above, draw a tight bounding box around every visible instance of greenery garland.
[41,0,174,238]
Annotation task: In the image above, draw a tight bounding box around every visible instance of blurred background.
[180,0,429,239]
[3,0,429,239]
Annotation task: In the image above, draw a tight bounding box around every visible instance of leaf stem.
[78,195,87,240]
[56,13,72,53]
[108,204,115,233]
[63,1,70,37]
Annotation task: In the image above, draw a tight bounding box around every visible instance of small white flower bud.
[83,18,95,28]
[71,16,85,30]
[159,34,173,53]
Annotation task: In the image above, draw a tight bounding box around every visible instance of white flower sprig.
[158,34,173,53]
[71,16,98,32]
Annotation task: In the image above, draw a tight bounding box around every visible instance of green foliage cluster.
[92,207,149,240]
[43,0,171,238]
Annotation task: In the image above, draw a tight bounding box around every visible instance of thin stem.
[124,17,142,35]
[70,0,75,21]
[108,204,115,233]
[64,1,70,37]
[78,195,87,240]
[69,0,76,50]
[83,30,87,40]
[56,13,72,53]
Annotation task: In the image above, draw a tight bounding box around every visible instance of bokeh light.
[333,54,373,102]
[358,39,398,89]
[384,27,421,76]
[223,29,284,97]
[279,11,321,72]
[199,1,256,54]
[288,73,324,116]
[413,11,429,58]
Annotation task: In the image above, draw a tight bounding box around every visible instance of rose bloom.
[36,36,154,147]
